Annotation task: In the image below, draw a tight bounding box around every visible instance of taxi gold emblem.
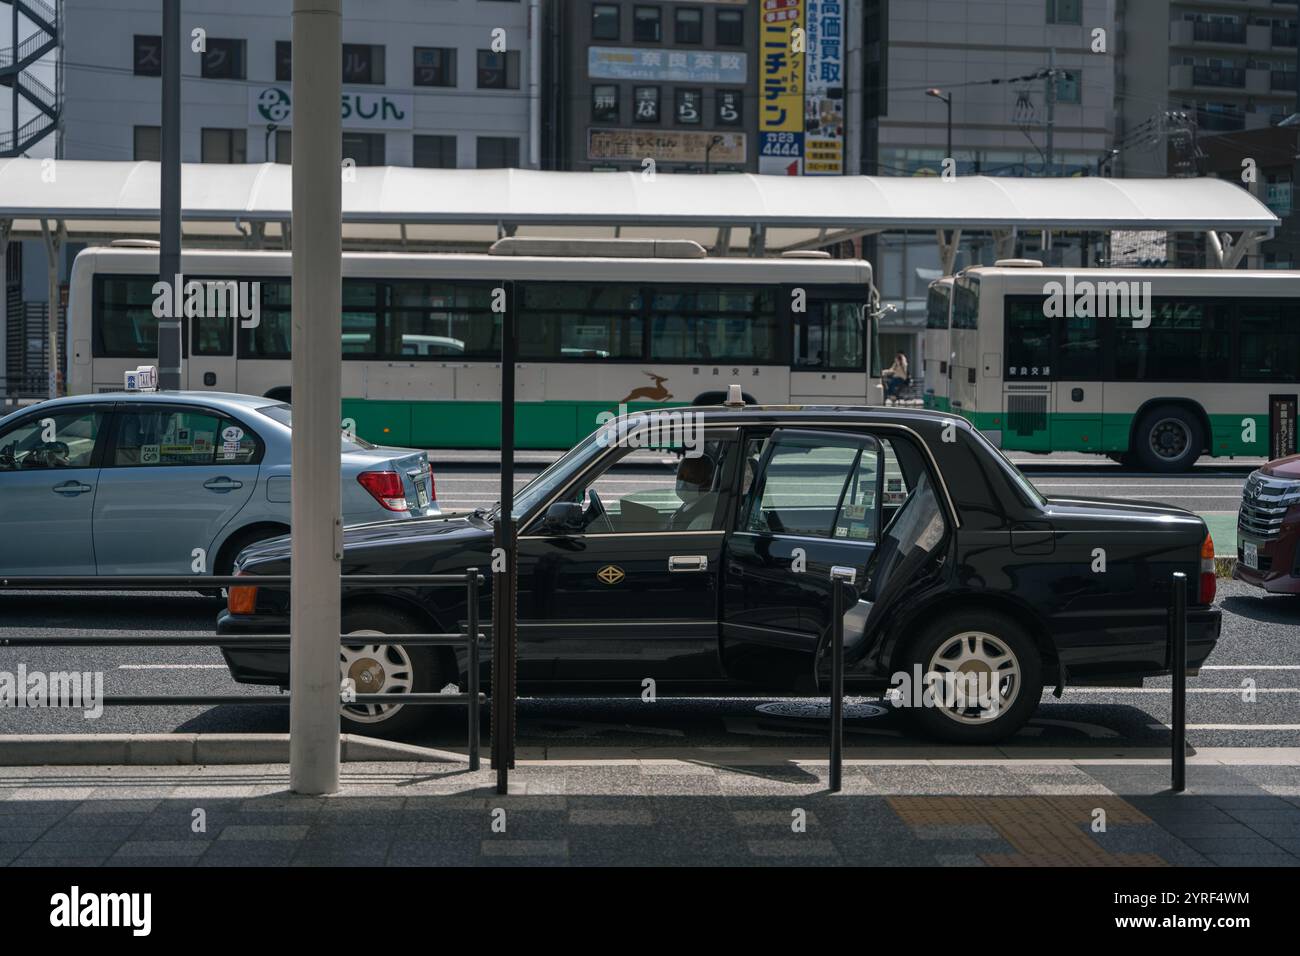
[596,565,626,585]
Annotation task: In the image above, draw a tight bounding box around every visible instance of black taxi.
[217,403,1221,743]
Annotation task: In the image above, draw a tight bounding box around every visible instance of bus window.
[1238,300,1300,383]
[792,300,863,370]
[951,281,979,329]
[1004,298,1051,379]
[94,277,160,358]
[1057,314,1102,380]
[1114,299,1229,381]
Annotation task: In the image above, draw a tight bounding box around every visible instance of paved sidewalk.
[2,752,1299,867]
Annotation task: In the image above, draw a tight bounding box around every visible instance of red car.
[1235,455,1300,594]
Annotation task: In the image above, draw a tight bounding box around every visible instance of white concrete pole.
[289,0,343,796]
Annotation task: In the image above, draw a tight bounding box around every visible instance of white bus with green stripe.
[950,260,1300,471]
[68,240,878,449]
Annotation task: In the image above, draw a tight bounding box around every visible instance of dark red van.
[1235,455,1300,594]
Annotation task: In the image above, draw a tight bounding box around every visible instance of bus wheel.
[1133,405,1202,473]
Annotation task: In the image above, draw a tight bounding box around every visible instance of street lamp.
[926,88,952,169]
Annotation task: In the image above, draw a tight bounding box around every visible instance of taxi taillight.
[228,584,258,615]
[1199,533,1216,605]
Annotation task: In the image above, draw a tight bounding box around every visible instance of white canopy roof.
[0,158,1277,252]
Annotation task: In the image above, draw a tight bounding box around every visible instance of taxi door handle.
[203,477,243,492]
[669,555,708,572]
[52,480,92,496]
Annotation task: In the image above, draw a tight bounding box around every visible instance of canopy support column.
[936,228,962,274]
[39,219,65,399]
[993,229,1017,260]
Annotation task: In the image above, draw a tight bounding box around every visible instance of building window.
[592,84,619,122]
[133,126,160,161]
[675,7,703,44]
[477,50,520,89]
[414,47,456,87]
[477,136,520,169]
[593,3,620,40]
[200,38,246,80]
[343,43,385,84]
[633,6,662,42]
[133,35,162,76]
[201,128,247,164]
[343,132,385,166]
[675,88,702,125]
[275,41,292,81]
[414,134,457,168]
[716,9,744,46]
[274,129,292,164]
[1046,0,1081,25]
[716,89,743,126]
[634,86,660,123]
[1055,70,1080,104]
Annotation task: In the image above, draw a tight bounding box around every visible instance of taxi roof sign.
[124,365,159,392]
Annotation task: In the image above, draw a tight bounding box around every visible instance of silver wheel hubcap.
[1149,417,1191,461]
[340,630,414,723]
[925,630,1021,725]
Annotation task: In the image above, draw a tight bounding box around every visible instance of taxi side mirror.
[541,501,584,533]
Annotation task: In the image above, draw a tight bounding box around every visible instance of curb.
[0,734,468,766]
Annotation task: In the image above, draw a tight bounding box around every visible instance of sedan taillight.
[358,470,409,511]
[1199,532,1216,605]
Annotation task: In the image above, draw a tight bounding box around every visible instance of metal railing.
[0,569,487,770]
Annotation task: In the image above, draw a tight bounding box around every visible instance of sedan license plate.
[1243,540,1258,570]
[416,480,430,509]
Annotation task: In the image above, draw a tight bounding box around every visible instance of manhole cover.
[755,700,888,720]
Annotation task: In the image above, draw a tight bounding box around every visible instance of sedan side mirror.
[541,501,584,533]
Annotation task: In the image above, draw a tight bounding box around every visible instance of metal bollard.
[828,566,857,793]
[1170,570,1187,793]
[467,569,481,772]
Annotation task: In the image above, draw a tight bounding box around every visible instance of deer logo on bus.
[619,372,672,403]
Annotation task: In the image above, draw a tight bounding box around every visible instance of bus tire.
[898,610,1041,744]
[1132,405,1203,473]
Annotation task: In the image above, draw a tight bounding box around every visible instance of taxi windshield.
[507,416,639,520]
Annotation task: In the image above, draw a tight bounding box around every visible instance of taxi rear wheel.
[340,605,443,736]
[898,610,1041,744]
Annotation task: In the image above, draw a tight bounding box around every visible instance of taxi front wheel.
[897,610,1041,744]
[339,605,443,736]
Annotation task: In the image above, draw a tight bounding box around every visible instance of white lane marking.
[1202,665,1300,671]
[118,664,227,670]
[1064,688,1299,694]
[1148,723,1300,731]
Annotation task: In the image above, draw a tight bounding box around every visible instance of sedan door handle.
[52,480,92,496]
[669,555,708,572]
[203,477,243,492]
